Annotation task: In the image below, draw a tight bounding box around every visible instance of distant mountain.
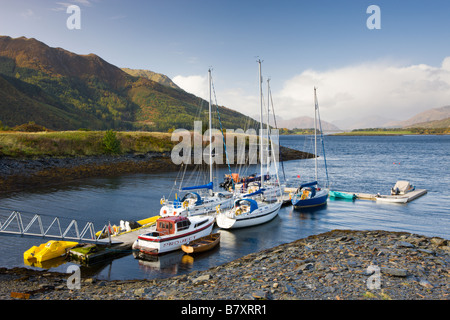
[332,115,397,131]
[384,106,450,128]
[331,106,450,130]
[275,116,340,132]
[405,117,450,128]
[121,68,181,90]
[0,35,257,131]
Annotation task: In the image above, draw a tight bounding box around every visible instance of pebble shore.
[1,229,448,301]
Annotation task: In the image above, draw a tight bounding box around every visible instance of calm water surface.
[0,135,448,280]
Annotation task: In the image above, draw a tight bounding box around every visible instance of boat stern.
[216,213,236,229]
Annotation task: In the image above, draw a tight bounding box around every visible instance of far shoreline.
[0,145,312,194]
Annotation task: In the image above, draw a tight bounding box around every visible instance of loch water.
[0,134,449,280]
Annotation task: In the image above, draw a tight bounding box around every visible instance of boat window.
[159,222,171,230]
[194,219,208,228]
[177,220,190,231]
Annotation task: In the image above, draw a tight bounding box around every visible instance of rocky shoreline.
[0,152,178,193]
[0,146,311,193]
[1,229,448,301]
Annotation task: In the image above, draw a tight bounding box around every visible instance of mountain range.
[383,106,450,128]
[0,35,257,131]
[261,115,341,132]
[0,35,448,133]
[331,106,450,130]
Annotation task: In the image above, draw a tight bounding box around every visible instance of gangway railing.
[0,210,103,242]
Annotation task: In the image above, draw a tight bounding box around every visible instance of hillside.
[121,68,181,90]
[0,35,257,131]
[405,117,450,128]
[384,106,450,128]
[332,115,396,131]
[275,116,340,132]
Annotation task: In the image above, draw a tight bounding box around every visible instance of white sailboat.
[224,60,284,201]
[160,69,234,217]
[216,60,282,229]
[216,195,281,229]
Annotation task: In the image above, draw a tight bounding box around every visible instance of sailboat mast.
[266,78,271,174]
[258,59,264,188]
[208,69,213,186]
[314,87,318,182]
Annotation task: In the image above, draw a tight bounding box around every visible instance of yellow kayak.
[24,240,78,263]
[137,216,160,226]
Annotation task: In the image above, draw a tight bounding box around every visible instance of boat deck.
[69,222,157,264]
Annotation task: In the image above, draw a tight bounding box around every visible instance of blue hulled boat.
[291,181,329,208]
[291,88,330,209]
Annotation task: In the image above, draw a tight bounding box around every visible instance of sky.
[1,0,450,128]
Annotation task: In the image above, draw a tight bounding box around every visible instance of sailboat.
[220,60,284,201]
[216,192,281,229]
[216,60,282,229]
[291,87,329,209]
[160,69,234,217]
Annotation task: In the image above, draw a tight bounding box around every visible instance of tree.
[103,130,121,154]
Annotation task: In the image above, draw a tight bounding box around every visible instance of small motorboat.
[132,215,215,255]
[181,232,220,254]
[24,240,79,263]
[391,181,415,195]
[376,194,409,203]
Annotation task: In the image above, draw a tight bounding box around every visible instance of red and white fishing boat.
[132,215,214,255]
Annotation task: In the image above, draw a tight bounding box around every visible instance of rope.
[210,72,234,188]
[315,92,330,188]
[268,81,286,182]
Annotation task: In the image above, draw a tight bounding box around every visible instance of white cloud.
[52,1,92,11]
[274,58,450,124]
[172,58,450,128]
[172,74,208,100]
[21,9,35,18]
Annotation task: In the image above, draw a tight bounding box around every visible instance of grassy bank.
[0,131,175,158]
[0,130,315,159]
[0,130,313,193]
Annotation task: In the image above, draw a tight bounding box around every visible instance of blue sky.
[1,0,450,128]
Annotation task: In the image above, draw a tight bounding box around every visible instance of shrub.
[103,130,121,154]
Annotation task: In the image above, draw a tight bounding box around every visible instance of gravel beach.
[1,229,448,301]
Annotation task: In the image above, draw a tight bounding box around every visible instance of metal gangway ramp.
[0,210,101,242]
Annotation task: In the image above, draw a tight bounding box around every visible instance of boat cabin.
[156,216,190,235]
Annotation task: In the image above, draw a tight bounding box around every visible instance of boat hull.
[181,232,220,254]
[376,196,408,203]
[132,217,214,255]
[216,202,281,229]
[292,189,329,208]
[24,240,78,262]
